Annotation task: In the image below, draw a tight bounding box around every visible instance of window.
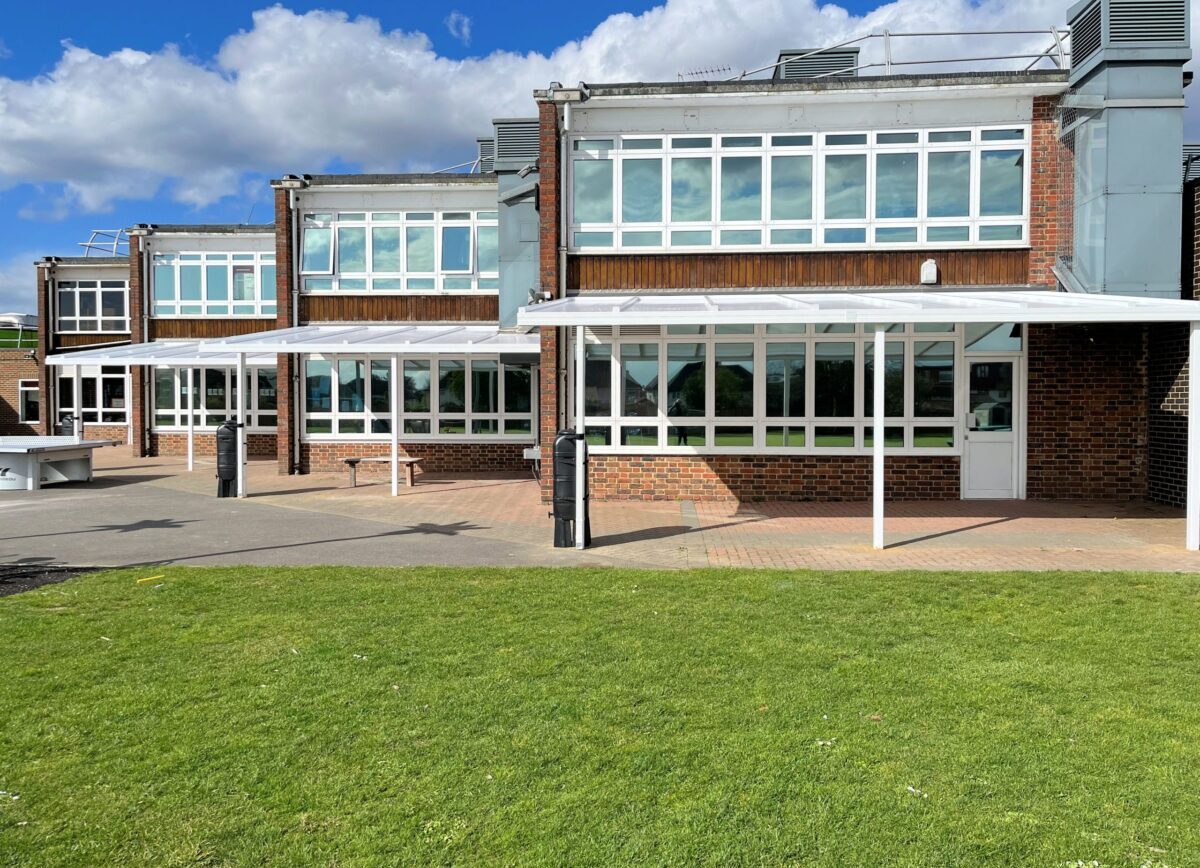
[151,252,275,317]
[18,380,39,423]
[568,126,1030,251]
[301,356,536,439]
[55,366,127,424]
[151,367,278,429]
[573,323,981,455]
[56,280,128,332]
[300,210,499,292]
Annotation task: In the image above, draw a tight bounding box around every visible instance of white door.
[963,359,1018,499]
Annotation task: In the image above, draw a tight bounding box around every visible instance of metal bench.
[344,456,423,488]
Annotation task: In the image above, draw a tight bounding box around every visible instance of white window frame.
[55,366,129,425]
[151,366,278,431]
[18,380,39,424]
[54,279,129,333]
[567,125,1031,253]
[151,252,277,319]
[300,354,536,442]
[568,323,1009,456]
[298,210,500,295]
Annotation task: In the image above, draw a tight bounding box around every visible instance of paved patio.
[1,446,1197,572]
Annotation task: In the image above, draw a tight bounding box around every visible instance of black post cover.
[215,420,240,498]
[551,429,591,548]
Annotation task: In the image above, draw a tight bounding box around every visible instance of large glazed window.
[54,366,128,424]
[567,126,1030,252]
[151,366,278,430]
[151,252,276,318]
[300,210,499,293]
[300,356,536,440]
[572,323,993,454]
[55,279,129,333]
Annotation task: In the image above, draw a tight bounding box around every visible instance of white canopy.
[46,341,276,367]
[195,324,540,355]
[517,289,1200,327]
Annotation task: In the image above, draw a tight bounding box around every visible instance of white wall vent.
[773,48,860,81]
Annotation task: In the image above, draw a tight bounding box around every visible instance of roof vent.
[1068,0,1190,83]
[476,138,495,173]
[493,118,540,165]
[773,47,860,81]
[1111,0,1186,44]
[1070,0,1103,65]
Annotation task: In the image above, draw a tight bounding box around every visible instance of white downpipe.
[236,352,246,498]
[575,324,586,550]
[873,328,885,550]
[1187,322,1200,550]
[391,355,400,496]
[186,367,195,472]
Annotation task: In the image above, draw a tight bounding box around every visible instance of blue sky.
[0,0,1169,312]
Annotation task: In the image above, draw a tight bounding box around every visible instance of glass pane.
[876,227,917,243]
[574,138,613,151]
[101,291,125,318]
[979,225,1023,241]
[406,227,435,273]
[671,158,712,222]
[232,267,255,301]
[666,343,705,417]
[404,361,430,412]
[622,343,659,416]
[826,134,867,146]
[623,139,661,150]
[970,361,1014,431]
[180,266,202,301]
[714,343,753,417]
[585,426,612,445]
[477,226,498,273]
[814,427,855,447]
[713,427,754,447]
[965,323,1022,353]
[471,360,499,413]
[772,135,813,146]
[815,342,854,417]
[722,136,761,148]
[370,360,390,414]
[338,419,365,434]
[622,231,661,247]
[668,426,705,447]
[766,343,805,417]
[980,150,1024,216]
[439,360,466,413]
[404,419,431,435]
[205,265,228,302]
[301,226,332,272]
[771,228,812,245]
[58,290,77,316]
[875,153,918,219]
[620,426,659,446]
[77,292,97,317]
[573,160,614,223]
[927,151,971,218]
[771,155,812,220]
[825,153,867,219]
[864,427,906,448]
[574,232,613,247]
[472,420,499,435]
[337,226,366,272]
[877,132,918,144]
[152,266,175,301]
[337,360,364,413]
[765,426,805,447]
[585,344,612,415]
[372,227,401,272]
[720,230,759,245]
[928,226,970,242]
[981,128,1024,142]
[914,341,955,417]
[672,137,711,149]
[622,159,662,223]
[914,427,955,448]
[441,226,471,271]
[504,419,532,435]
[825,228,866,244]
[154,369,175,411]
[670,230,710,246]
[504,365,532,414]
[257,369,277,411]
[441,420,467,434]
[305,360,332,413]
[930,130,971,143]
[720,156,762,221]
[863,342,905,416]
[204,369,226,412]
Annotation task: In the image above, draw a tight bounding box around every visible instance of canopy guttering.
[194,324,540,356]
[516,290,1200,328]
[45,341,275,368]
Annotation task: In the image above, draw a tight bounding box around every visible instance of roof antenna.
[245,203,256,224]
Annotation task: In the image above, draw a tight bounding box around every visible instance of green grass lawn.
[2,567,1198,866]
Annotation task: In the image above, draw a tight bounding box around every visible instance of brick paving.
[84,450,1200,572]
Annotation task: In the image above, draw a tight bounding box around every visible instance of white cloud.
[0,38,11,60]
[0,0,1194,216]
[445,11,472,46]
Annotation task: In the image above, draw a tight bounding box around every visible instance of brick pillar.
[1029,94,1068,287]
[127,240,148,456]
[274,184,297,474]
[35,263,52,436]
[537,100,561,501]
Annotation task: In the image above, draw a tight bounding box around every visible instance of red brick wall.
[35,264,51,436]
[0,352,41,436]
[586,454,960,502]
[127,236,148,458]
[538,99,563,499]
[76,424,129,443]
[300,441,530,474]
[274,184,298,476]
[1027,323,1148,501]
[1147,323,1188,507]
[1030,94,1067,287]
[151,431,277,458]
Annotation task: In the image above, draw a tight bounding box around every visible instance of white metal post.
[391,354,400,496]
[186,367,195,472]
[236,353,246,498]
[575,325,586,550]
[873,327,885,550]
[1187,322,1200,550]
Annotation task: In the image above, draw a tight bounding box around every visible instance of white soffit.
[45,341,276,367]
[195,324,541,355]
[516,291,1200,327]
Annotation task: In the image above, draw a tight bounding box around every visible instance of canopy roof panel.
[517,290,1200,327]
[46,341,276,367]
[195,324,540,356]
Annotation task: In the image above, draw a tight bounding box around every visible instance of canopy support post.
[873,327,885,551]
[575,325,586,550]
[1188,322,1200,550]
[186,367,195,472]
[391,355,400,497]
[236,353,246,498]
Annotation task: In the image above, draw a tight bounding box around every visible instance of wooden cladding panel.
[55,333,131,349]
[300,294,499,324]
[568,250,1030,290]
[150,319,278,340]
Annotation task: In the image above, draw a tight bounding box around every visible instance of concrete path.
[1,449,1197,572]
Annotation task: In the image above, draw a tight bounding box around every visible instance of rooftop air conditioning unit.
[1068,0,1189,82]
